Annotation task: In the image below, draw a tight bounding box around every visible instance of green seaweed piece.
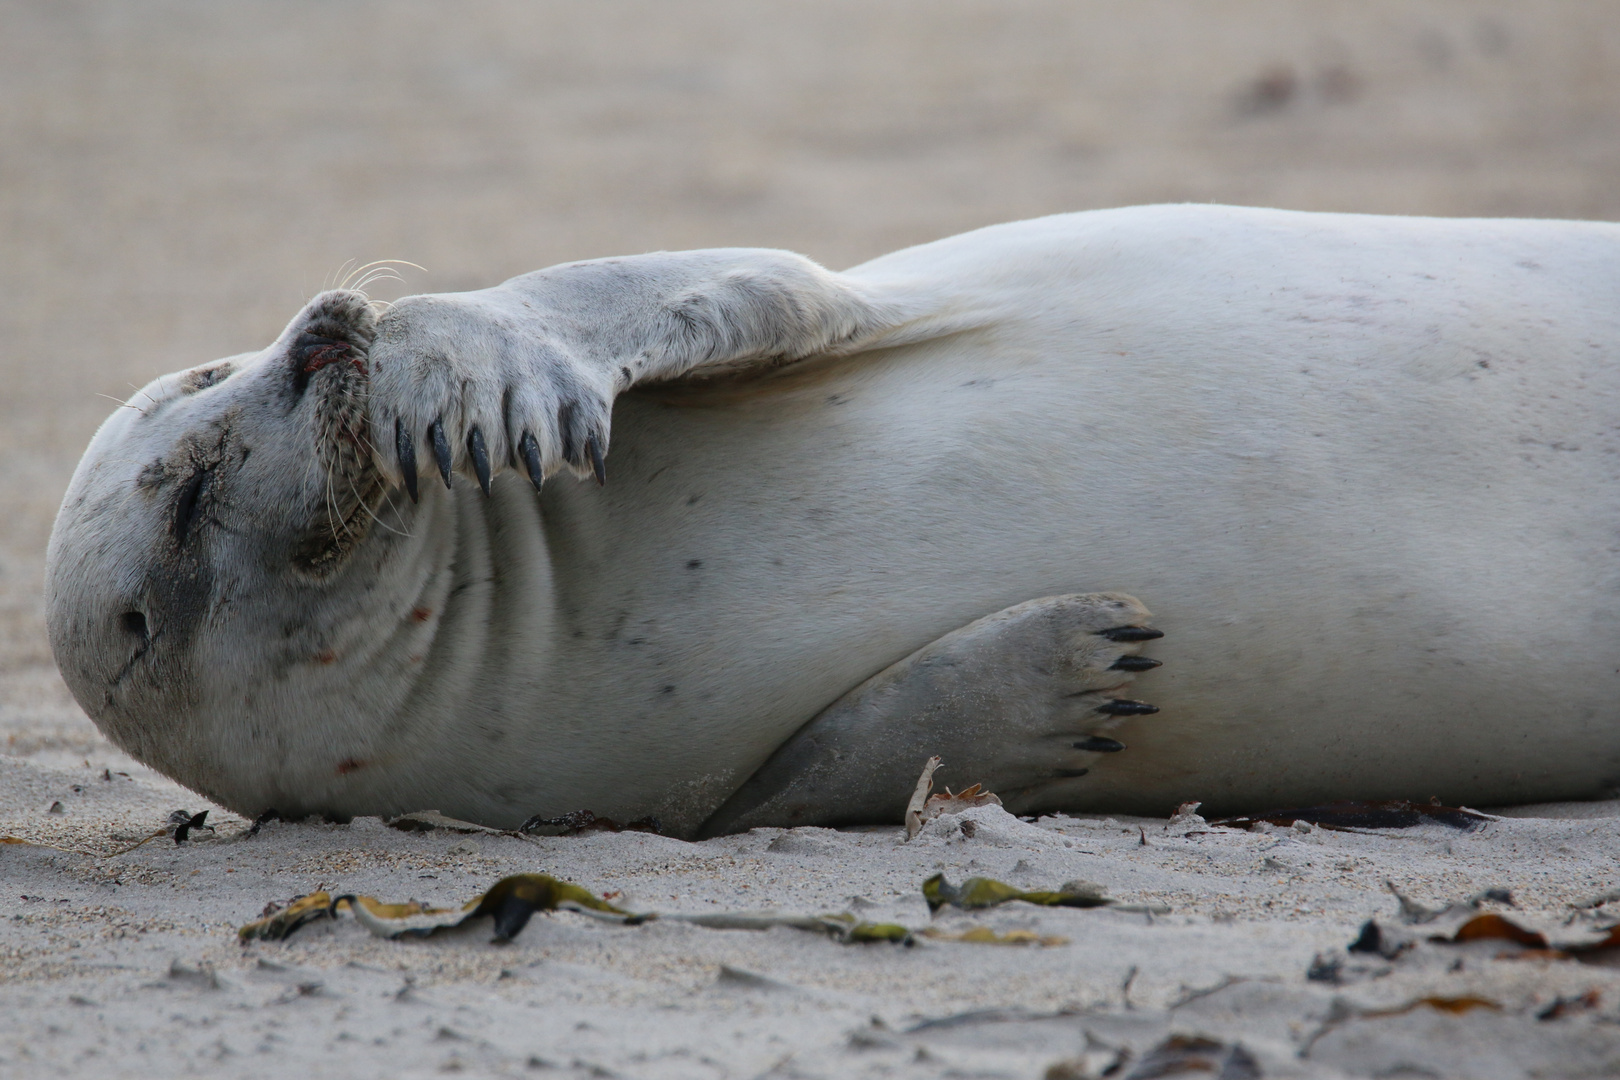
[818,912,915,945]
[238,892,337,942]
[922,873,1113,914]
[468,873,632,941]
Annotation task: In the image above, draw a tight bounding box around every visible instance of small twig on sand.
[904,756,943,840]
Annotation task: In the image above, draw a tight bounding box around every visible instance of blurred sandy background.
[3,0,1619,754]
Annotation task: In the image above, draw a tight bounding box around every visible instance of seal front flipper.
[365,248,926,493]
[697,592,1165,837]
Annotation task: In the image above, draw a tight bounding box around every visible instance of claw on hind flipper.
[1096,699,1159,716]
[1110,655,1161,672]
[1099,625,1163,642]
[1074,736,1126,753]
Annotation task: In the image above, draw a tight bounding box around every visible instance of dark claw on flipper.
[467,427,491,496]
[557,402,580,465]
[1055,767,1090,779]
[520,431,544,493]
[1097,699,1160,716]
[395,418,418,503]
[1100,626,1164,642]
[1074,736,1126,753]
[429,418,453,489]
[1110,655,1162,672]
[586,435,607,486]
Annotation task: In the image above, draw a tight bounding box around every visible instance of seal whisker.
[352,268,406,293]
[326,258,360,294]
[96,393,146,415]
[341,259,427,292]
[342,468,411,539]
[367,484,415,539]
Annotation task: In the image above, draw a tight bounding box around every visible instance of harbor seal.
[44,204,1620,836]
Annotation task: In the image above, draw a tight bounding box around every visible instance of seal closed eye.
[171,465,212,545]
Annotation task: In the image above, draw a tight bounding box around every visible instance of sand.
[5,3,1620,1076]
[5,763,1620,1078]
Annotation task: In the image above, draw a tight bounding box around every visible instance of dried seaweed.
[1538,989,1602,1021]
[244,809,280,837]
[1432,913,1620,961]
[239,892,339,942]
[238,873,913,946]
[1212,799,1491,832]
[923,784,1002,817]
[923,873,1114,914]
[516,810,662,836]
[1301,995,1503,1056]
[102,809,219,858]
[1441,913,1550,949]
[1121,1035,1260,1080]
[920,926,1069,946]
[170,810,211,844]
[1386,881,1514,924]
[1341,909,1620,967]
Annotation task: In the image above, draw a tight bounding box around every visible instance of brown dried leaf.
[922,783,1003,819]
[1442,913,1550,949]
[1366,996,1500,1018]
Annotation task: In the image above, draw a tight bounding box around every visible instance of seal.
[45,204,1620,836]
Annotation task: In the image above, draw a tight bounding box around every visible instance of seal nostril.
[120,611,148,639]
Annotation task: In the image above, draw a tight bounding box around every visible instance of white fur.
[46,205,1620,833]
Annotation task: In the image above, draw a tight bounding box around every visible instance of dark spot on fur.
[335,758,365,775]
[661,685,675,694]
[411,607,432,622]
[314,649,337,665]
[686,559,703,569]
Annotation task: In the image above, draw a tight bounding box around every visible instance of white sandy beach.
[5,3,1620,1076]
[5,751,1620,1078]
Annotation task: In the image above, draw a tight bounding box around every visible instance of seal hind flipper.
[696,592,1165,837]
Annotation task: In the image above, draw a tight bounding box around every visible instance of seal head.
[45,290,407,811]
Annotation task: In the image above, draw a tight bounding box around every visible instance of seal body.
[46,205,1620,834]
